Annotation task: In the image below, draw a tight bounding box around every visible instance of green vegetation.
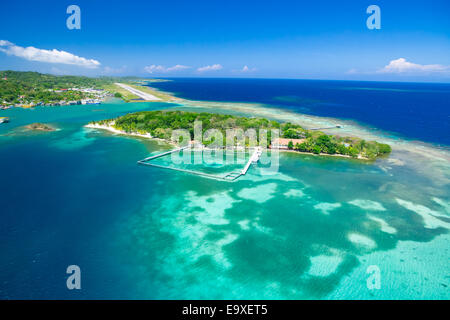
[0,70,112,89]
[287,140,294,150]
[278,121,391,158]
[0,71,174,106]
[92,110,391,159]
[292,134,390,158]
[0,71,118,106]
[101,83,138,102]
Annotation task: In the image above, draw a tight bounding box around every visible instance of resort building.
[271,138,306,149]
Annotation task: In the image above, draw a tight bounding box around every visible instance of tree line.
[93,110,391,159]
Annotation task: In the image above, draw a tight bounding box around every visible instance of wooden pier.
[137,145,190,163]
[241,147,262,175]
[137,146,263,182]
[310,124,342,130]
[139,161,235,181]
[222,171,243,181]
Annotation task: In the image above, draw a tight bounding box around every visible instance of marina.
[1,0,449,302]
[138,146,263,182]
[1,78,449,300]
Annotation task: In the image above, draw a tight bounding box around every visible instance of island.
[88,110,391,160]
[25,123,56,132]
[0,71,173,108]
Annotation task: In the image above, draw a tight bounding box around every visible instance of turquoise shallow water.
[0,99,449,299]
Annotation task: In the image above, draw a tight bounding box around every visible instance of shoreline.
[279,148,371,160]
[140,83,450,157]
[85,123,371,160]
[88,83,448,185]
[85,123,178,147]
[85,123,152,139]
[163,94,450,163]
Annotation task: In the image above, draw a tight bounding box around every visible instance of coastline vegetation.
[0,71,116,106]
[92,110,391,159]
[0,71,172,106]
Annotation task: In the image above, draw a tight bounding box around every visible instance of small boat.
[0,117,10,124]
[251,147,262,163]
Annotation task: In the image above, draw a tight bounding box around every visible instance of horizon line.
[2,69,450,85]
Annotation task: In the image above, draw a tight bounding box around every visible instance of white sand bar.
[115,83,161,101]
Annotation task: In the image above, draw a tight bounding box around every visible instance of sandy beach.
[85,123,152,139]
[85,122,180,147]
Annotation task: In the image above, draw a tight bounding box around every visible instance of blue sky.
[0,0,449,81]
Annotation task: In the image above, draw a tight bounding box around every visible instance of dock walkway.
[138,146,262,182]
[241,147,262,175]
[310,125,342,130]
[138,146,190,163]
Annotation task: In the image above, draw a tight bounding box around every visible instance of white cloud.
[144,65,165,73]
[240,65,256,72]
[346,68,358,74]
[0,40,100,69]
[231,65,257,73]
[166,64,190,72]
[378,58,449,74]
[197,64,223,72]
[144,64,190,73]
[0,40,13,46]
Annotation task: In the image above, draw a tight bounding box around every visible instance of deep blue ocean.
[149,78,450,146]
[1,83,449,299]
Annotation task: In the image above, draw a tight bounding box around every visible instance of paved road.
[115,83,161,101]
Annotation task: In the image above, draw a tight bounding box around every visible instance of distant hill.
[0,71,120,105]
[0,70,115,90]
